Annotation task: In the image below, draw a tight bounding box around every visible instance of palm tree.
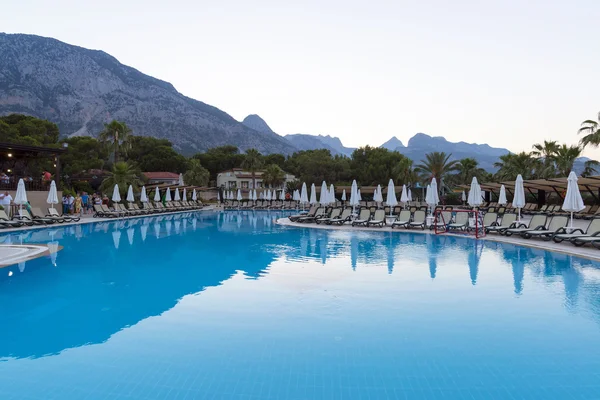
[578,111,600,148]
[262,164,285,189]
[98,120,132,163]
[100,161,142,195]
[241,149,263,189]
[454,158,487,185]
[392,157,418,186]
[414,152,459,188]
[494,152,540,180]
[184,159,210,186]
[552,144,583,177]
[531,140,559,178]
[581,160,600,177]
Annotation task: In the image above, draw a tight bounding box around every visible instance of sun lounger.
[0,210,24,228]
[391,210,411,229]
[447,212,469,231]
[289,206,316,222]
[327,209,352,225]
[552,218,600,243]
[521,215,569,240]
[431,211,452,229]
[30,207,65,223]
[316,208,341,224]
[47,207,80,222]
[570,231,600,248]
[352,209,372,227]
[504,214,548,236]
[17,209,56,225]
[408,210,426,229]
[482,212,498,229]
[367,210,387,227]
[486,213,517,234]
[297,207,325,223]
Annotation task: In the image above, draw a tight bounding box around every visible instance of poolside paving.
[276,215,600,261]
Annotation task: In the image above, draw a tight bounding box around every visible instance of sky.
[3,0,600,157]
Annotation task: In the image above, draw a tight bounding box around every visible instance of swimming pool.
[1,210,600,399]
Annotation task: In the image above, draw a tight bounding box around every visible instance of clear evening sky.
[3,0,599,157]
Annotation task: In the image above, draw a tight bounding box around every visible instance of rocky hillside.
[0,33,297,155]
[380,136,405,150]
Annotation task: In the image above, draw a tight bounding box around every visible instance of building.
[216,168,296,190]
[143,172,180,185]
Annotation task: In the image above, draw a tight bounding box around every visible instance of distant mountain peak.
[241,114,274,134]
[380,136,405,151]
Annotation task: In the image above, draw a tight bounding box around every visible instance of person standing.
[0,191,13,217]
[67,194,75,214]
[81,192,89,215]
[74,193,83,216]
[62,195,69,215]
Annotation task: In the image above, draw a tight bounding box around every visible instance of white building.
[216,168,296,190]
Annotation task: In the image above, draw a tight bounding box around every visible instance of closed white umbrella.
[329,184,335,204]
[140,186,148,202]
[400,184,408,208]
[375,184,383,206]
[300,183,309,209]
[112,184,121,203]
[309,184,317,204]
[349,180,359,214]
[320,181,328,205]
[357,189,362,202]
[174,188,181,201]
[386,179,398,216]
[46,180,59,211]
[461,190,467,203]
[153,187,160,202]
[341,189,347,202]
[467,177,482,208]
[430,178,440,205]
[266,189,272,201]
[165,187,172,202]
[563,171,585,229]
[237,189,242,201]
[425,184,435,210]
[126,185,135,202]
[14,178,28,213]
[292,190,298,201]
[178,173,184,186]
[182,188,187,201]
[408,188,412,202]
[279,190,285,201]
[498,185,507,205]
[513,174,526,221]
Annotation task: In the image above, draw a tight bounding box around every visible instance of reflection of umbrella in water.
[182,219,187,233]
[350,235,359,270]
[174,220,181,234]
[47,241,59,267]
[165,221,172,236]
[319,235,327,264]
[561,255,582,311]
[512,246,525,295]
[112,231,121,250]
[386,232,395,274]
[127,228,135,246]
[18,261,26,273]
[426,234,443,279]
[140,224,148,242]
[468,241,483,285]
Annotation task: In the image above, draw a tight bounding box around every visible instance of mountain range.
[0,33,517,171]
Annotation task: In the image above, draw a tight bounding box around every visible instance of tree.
[552,144,584,177]
[581,160,600,177]
[60,137,109,180]
[126,136,188,173]
[493,152,540,180]
[350,146,406,185]
[578,111,600,148]
[0,114,60,146]
[414,152,459,189]
[193,145,245,181]
[262,164,285,188]
[531,140,559,178]
[285,179,301,195]
[391,157,418,186]
[450,158,487,186]
[100,161,143,195]
[284,149,350,184]
[98,120,132,163]
[184,159,210,186]
[241,149,263,189]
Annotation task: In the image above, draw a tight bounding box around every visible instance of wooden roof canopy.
[0,142,67,157]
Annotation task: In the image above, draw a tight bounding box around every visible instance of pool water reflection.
[0,211,599,399]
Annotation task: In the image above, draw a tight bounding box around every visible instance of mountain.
[284,133,355,156]
[0,33,297,155]
[241,114,274,134]
[285,134,340,154]
[379,136,405,151]
[397,133,510,172]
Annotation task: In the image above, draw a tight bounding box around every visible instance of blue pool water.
[1,210,600,400]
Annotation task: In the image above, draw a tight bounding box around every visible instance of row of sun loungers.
[0,207,81,227]
[93,201,205,218]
